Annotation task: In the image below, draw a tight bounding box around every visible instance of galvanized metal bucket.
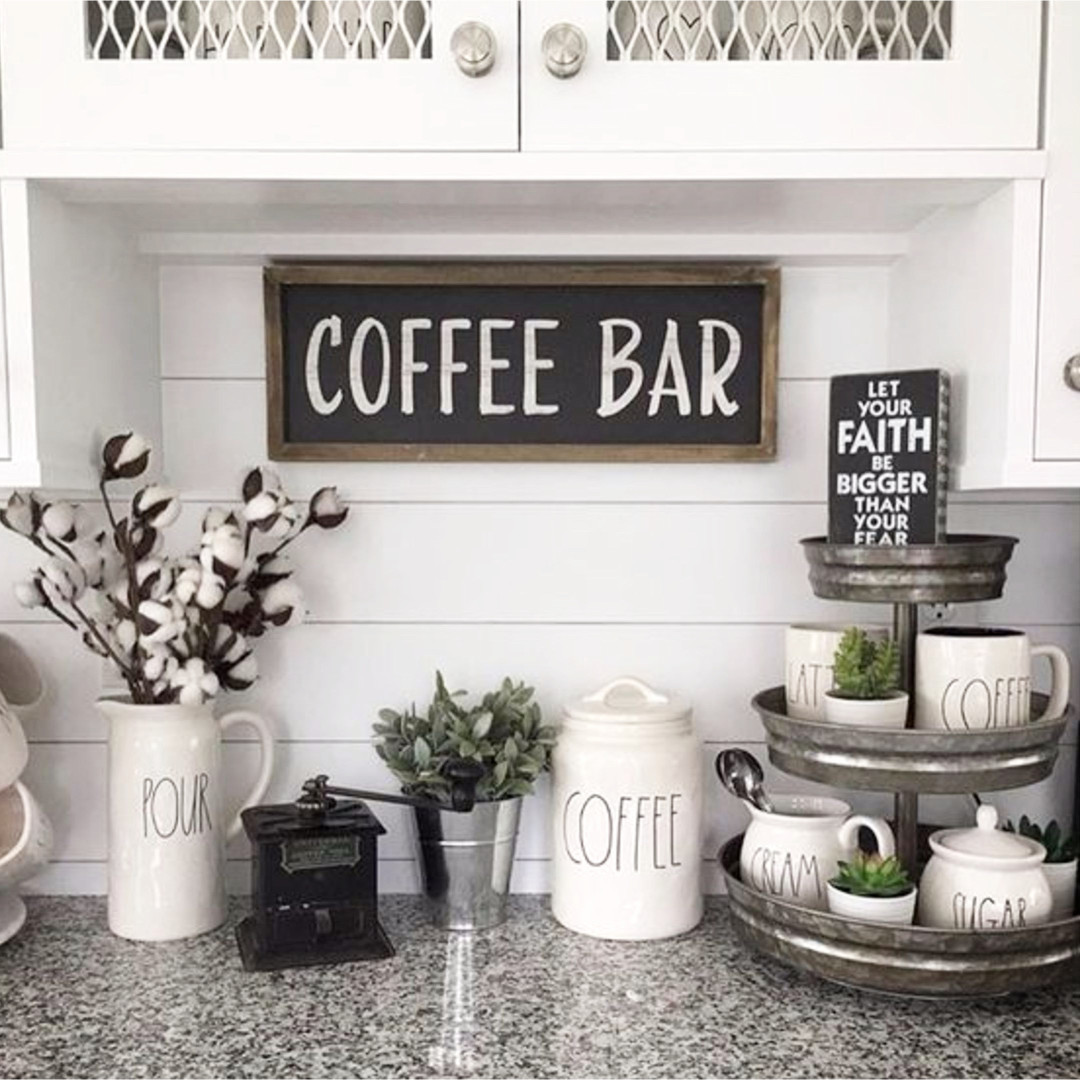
[411,797,522,930]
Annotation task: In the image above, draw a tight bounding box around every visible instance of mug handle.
[1032,645,1071,721]
[837,815,895,859]
[218,709,276,842]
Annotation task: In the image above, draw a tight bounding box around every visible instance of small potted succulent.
[827,851,917,925]
[1006,815,1078,921]
[375,672,557,930]
[823,627,907,729]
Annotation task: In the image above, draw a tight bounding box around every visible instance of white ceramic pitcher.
[99,699,274,941]
[740,795,895,911]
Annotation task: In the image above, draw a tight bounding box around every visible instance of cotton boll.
[201,507,233,535]
[241,466,282,503]
[133,486,181,530]
[137,599,177,645]
[1,491,40,537]
[243,490,282,528]
[41,502,78,543]
[115,619,138,652]
[174,563,202,605]
[202,524,245,581]
[261,579,304,627]
[70,539,106,588]
[13,578,46,609]
[102,432,150,480]
[263,499,302,540]
[309,486,348,529]
[41,557,87,603]
[220,651,258,691]
[195,572,226,610]
[170,658,219,706]
[143,649,178,683]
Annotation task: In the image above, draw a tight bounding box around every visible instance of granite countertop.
[3,897,1080,1079]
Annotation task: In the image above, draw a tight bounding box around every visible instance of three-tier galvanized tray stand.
[722,534,1080,997]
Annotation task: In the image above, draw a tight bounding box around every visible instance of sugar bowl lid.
[564,677,691,727]
[931,805,1045,863]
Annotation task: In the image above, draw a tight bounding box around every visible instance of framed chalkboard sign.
[264,263,778,462]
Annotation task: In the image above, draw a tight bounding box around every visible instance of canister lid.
[564,677,692,726]
[934,805,1043,860]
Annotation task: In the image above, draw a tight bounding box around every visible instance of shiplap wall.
[14,263,1080,896]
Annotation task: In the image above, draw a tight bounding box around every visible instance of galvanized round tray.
[753,687,1069,793]
[720,836,1080,998]
[801,534,1017,603]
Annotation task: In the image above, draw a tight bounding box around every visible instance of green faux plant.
[374,672,557,804]
[831,628,900,700]
[829,851,914,898]
[1004,815,1079,864]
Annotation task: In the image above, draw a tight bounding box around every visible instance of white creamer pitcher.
[741,795,895,911]
[99,699,274,941]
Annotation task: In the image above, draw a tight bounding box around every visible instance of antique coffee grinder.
[236,762,483,971]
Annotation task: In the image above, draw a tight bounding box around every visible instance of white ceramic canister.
[552,677,702,940]
[918,805,1052,930]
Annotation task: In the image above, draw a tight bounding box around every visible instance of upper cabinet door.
[521,1,1041,152]
[0,0,519,151]
[1035,1,1080,462]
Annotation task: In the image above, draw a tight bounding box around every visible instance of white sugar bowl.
[918,805,1052,930]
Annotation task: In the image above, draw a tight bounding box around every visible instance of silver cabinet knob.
[543,22,587,78]
[1065,355,1080,392]
[451,21,496,77]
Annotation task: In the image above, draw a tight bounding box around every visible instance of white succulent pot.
[823,690,909,729]
[827,882,917,926]
[1043,860,1077,921]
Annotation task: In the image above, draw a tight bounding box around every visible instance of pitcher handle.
[218,709,275,842]
[1032,645,1071,721]
[837,815,895,859]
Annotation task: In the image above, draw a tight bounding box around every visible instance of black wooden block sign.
[828,369,949,546]
[265,264,778,462]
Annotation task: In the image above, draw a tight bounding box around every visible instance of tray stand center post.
[893,600,920,873]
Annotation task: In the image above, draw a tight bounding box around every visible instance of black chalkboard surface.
[265,264,778,462]
[828,369,949,546]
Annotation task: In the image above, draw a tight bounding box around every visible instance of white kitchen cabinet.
[888,0,1080,491]
[521,1,1041,152]
[0,1,519,152]
[1034,0,1080,463]
[0,2,1040,156]
[0,181,160,490]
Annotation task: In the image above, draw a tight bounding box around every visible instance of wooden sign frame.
[265,262,779,463]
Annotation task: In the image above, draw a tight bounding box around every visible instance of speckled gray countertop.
[3,897,1080,1079]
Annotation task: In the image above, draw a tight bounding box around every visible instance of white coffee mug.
[740,794,894,911]
[915,627,1071,731]
[785,623,889,720]
[0,782,54,890]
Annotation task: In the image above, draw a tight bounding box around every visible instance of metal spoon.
[715,748,775,813]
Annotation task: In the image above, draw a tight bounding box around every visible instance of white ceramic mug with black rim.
[914,627,1071,731]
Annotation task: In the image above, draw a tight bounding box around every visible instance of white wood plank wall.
[12,264,1080,895]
